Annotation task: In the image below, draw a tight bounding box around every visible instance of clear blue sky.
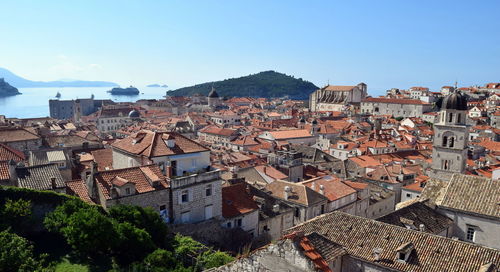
[0,0,498,95]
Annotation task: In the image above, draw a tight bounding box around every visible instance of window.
[205,184,212,197]
[442,136,448,147]
[466,226,476,242]
[448,113,453,122]
[181,190,189,203]
[236,218,242,227]
[449,137,455,148]
[398,252,407,261]
[125,188,131,195]
[321,205,325,214]
[406,193,411,198]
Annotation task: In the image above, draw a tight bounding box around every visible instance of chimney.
[284,186,291,199]
[372,248,383,262]
[311,181,316,191]
[50,177,57,189]
[8,159,18,182]
[272,204,280,213]
[245,184,251,195]
[419,224,425,232]
[165,161,173,178]
[319,184,325,195]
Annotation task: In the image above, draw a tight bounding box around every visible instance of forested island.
[168,71,318,99]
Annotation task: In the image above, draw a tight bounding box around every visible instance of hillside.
[0,78,20,96]
[0,67,118,88]
[168,71,318,99]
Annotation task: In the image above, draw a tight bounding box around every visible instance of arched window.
[448,113,453,122]
[457,113,462,123]
[449,137,455,148]
[442,136,448,147]
[443,160,449,170]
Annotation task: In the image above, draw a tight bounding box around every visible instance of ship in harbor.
[108,86,140,95]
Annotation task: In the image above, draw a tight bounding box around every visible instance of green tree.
[45,201,116,260]
[0,230,43,272]
[200,251,234,269]
[1,198,32,234]
[112,222,155,267]
[143,249,177,271]
[109,205,170,248]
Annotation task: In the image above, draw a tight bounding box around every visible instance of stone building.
[309,83,367,112]
[428,91,468,181]
[96,107,139,135]
[80,163,171,219]
[0,127,42,152]
[169,170,222,224]
[111,130,210,176]
[221,182,259,237]
[360,97,432,117]
[49,97,113,121]
[421,174,500,249]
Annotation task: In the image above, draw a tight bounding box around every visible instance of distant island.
[147,84,168,88]
[168,71,318,99]
[0,78,21,97]
[108,86,140,95]
[0,67,118,88]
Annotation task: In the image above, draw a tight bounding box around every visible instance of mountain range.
[168,71,319,99]
[0,67,118,88]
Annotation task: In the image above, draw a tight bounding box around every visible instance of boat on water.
[108,86,140,95]
[55,92,61,98]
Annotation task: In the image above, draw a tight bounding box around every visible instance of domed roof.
[442,91,467,111]
[208,87,219,98]
[128,109,140,118]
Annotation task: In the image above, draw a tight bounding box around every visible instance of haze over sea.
[0,87,170,118]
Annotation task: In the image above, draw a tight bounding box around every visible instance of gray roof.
[29,150,67,166]
[16,164,65,190]
[436,174,500,219]
[288,211,500,272]
[306,232,346,262]
[377,202,453,234]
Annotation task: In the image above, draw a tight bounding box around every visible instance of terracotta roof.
[321,85,356,92]
[95,164,169,200]
[302,176,357,202]
[0,128,40,143]
[267,129,312,140]
[363,97,429,105]
[0,143,25,162]
[0,161,9,180]
[90,149,113,171]
[199,125,238,137]
[112,130,209,157]
[255,165,288,180]
[222,183,259,218]
[288,211,500,272]
[66,179,94,204]
[230,135,259,146]
[265,180,327,206]
[283,232,337,272]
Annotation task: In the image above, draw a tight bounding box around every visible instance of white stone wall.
[222,210,259,236]
[438,208,500,250]
[112,149,141,169]
[208,239,318,272]
[171,174,222,224]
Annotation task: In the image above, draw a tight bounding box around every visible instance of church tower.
[207,87,221,108]
[429,91,469,181]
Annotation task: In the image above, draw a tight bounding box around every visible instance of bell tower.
[429,91,469,181]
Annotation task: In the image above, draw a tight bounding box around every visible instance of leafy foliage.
[109,205,170,248]
[1,198,33,234]
[0,230,44,272]
[168,70,318,99]
[112,222,155,266]
[199,251,234,269]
